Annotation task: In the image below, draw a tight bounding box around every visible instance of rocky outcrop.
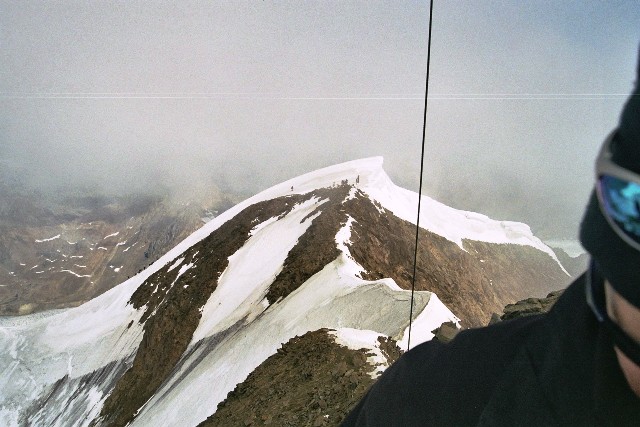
[432,321,460,343]
[500,290,564,321]
[198,329,401,427]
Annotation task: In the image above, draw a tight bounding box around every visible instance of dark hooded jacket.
[341,274,640,426]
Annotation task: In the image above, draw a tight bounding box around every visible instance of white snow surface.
[191,197,324,344]
[397,293,460,351]
[168,257,185,272]
[0,277,145,426]
[35,234,61,243]
[0,157,564,426]
[59,269,92,278]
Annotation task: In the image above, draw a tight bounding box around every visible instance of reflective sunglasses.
[595,130,640,251]
[586,261,640,367]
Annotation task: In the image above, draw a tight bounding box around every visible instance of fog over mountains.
[2,2,638,241]
[0,157,581,426]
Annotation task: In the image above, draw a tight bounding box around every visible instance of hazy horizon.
[2,1,639,239]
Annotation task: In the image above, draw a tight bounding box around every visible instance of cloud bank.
[1,1,639,238]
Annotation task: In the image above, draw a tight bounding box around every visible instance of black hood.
[580,46,640,307]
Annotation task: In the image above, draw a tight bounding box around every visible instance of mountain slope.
[199,328,402,427]
[0,189,237,315]
[0,157,569,426]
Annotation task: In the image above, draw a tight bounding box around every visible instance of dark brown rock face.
[500,290,564,321]
[198,329,402,427]
[345,191,569,327]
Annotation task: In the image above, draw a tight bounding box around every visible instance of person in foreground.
[342,50,640,426]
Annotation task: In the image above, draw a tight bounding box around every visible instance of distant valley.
[0,177,239,315]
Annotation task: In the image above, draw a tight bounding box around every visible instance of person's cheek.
[615,346,640,397]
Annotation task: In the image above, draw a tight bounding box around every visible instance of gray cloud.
[1,1,639,239]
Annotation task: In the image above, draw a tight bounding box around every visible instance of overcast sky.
[1,1,639,239]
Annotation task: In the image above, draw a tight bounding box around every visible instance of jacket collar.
[535,274,640,425]
[478,274,640,426]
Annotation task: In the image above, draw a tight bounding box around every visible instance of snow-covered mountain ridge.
[0,157,570,426]
[207,157,561,260]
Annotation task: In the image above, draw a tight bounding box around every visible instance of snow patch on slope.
[35,234,61,243]
[330,328,390,378]
[335,216,355,255]
[59,269,92,278]
[191,197,325,344]
[397,293,460,350]
[0,274,146,426]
